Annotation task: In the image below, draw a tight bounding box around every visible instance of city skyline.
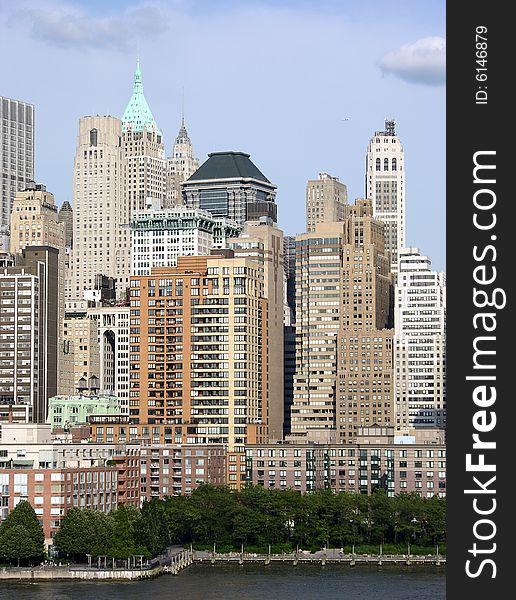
[0,0,446,270]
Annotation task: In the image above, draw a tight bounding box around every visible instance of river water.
[0,564,445,599]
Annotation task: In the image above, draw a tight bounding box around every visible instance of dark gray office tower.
[183,151,277,228]
[58,201,73,248]
[0,96,35,251]
[0,246,59,423]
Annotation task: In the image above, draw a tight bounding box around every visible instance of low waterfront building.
[246,427,446,497]
[0,424,140,548]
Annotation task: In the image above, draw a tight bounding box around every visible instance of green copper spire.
[122,60,161,134]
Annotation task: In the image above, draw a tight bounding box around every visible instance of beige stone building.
[71,116,127,300]
[230,218,284,441]
[60,300,100,396]
[290,200,394,443]
[336,200,394,442]
[9,184,65,254]
[306,172,348,233]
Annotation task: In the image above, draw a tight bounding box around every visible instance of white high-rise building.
[0,96,35,250]
[88,305,130,416]
[366,119,405,274]
[166,118,199,207]
[130,204,240,276]
[395,248,446,431]
[70,116,127,300]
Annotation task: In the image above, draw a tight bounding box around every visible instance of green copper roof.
[187,152,271,184]
[122,60,161,134]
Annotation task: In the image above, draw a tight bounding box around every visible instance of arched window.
[392,158,397,171]
[90,128,98,147]
[384,158,389,171]
[376,158,381,171]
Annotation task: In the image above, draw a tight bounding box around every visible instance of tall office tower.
[395,248,446,431]
[58,201,73,248]
[336,200,394,442]
[9,183,65,254]
[289,222,347,441]
[290,200,393,442]
[0,247,59,423]
[365,119,405,275]
[183,151,277,228]
[166,118,199,207]
[60,300,100,396]
[229,218,284,441]
[88,305,130,416]
[306,172,348,233]
[71,116,127,300]
[10,183,67,394]
[130,254,268,452]
[122,60,166,214]
[0,96,35,251]
[283,235,296,322]
[130,204,240,276]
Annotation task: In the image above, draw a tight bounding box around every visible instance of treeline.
[55,486,446,560]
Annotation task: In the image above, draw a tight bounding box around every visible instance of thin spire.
[181,86,185,127]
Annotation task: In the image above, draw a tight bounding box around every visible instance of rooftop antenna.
[385,118,396,136]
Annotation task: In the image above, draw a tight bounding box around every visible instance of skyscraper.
[122,60,166,215]
[166,118,199,207]
[289,200,393,442]
[336,200,394,442]
[306,172,348,233]
[365,119,405,274]
[229,218,285,441]
[395,248,446,431]
[129,254,268,453]
[183,151,277,228]
[0,96,35,251]
[0,247,59,423]
[70,116,127,300]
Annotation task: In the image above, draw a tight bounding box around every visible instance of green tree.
[105,505,138,559]
[54,508,94,559]
[135,499,169,557]
[0,501,44,565]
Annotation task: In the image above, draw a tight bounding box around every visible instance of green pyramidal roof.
[122,60,161,134]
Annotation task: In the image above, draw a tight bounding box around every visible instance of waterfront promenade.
[0,547,445,580]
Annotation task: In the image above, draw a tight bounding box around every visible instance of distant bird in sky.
[342,117,351,121]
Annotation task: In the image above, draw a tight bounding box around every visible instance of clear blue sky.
[1,0,446,270]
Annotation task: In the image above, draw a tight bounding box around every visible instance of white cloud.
[379,37,445,86]
[13,2,170,51]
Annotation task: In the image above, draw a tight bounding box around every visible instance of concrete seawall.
[0,566,162,580]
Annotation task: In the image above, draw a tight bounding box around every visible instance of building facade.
[395,248,446,430]
[129,254,268,453]
[88,305,131,416]
[365,120,405,275]
[0,247,59,423]
[229,219,285,441]
[0,96,35,251]
[130,205,240,276]
[306,172,348,233]
[71,116,127,300]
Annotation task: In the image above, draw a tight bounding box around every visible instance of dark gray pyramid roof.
[187,151,271,183]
